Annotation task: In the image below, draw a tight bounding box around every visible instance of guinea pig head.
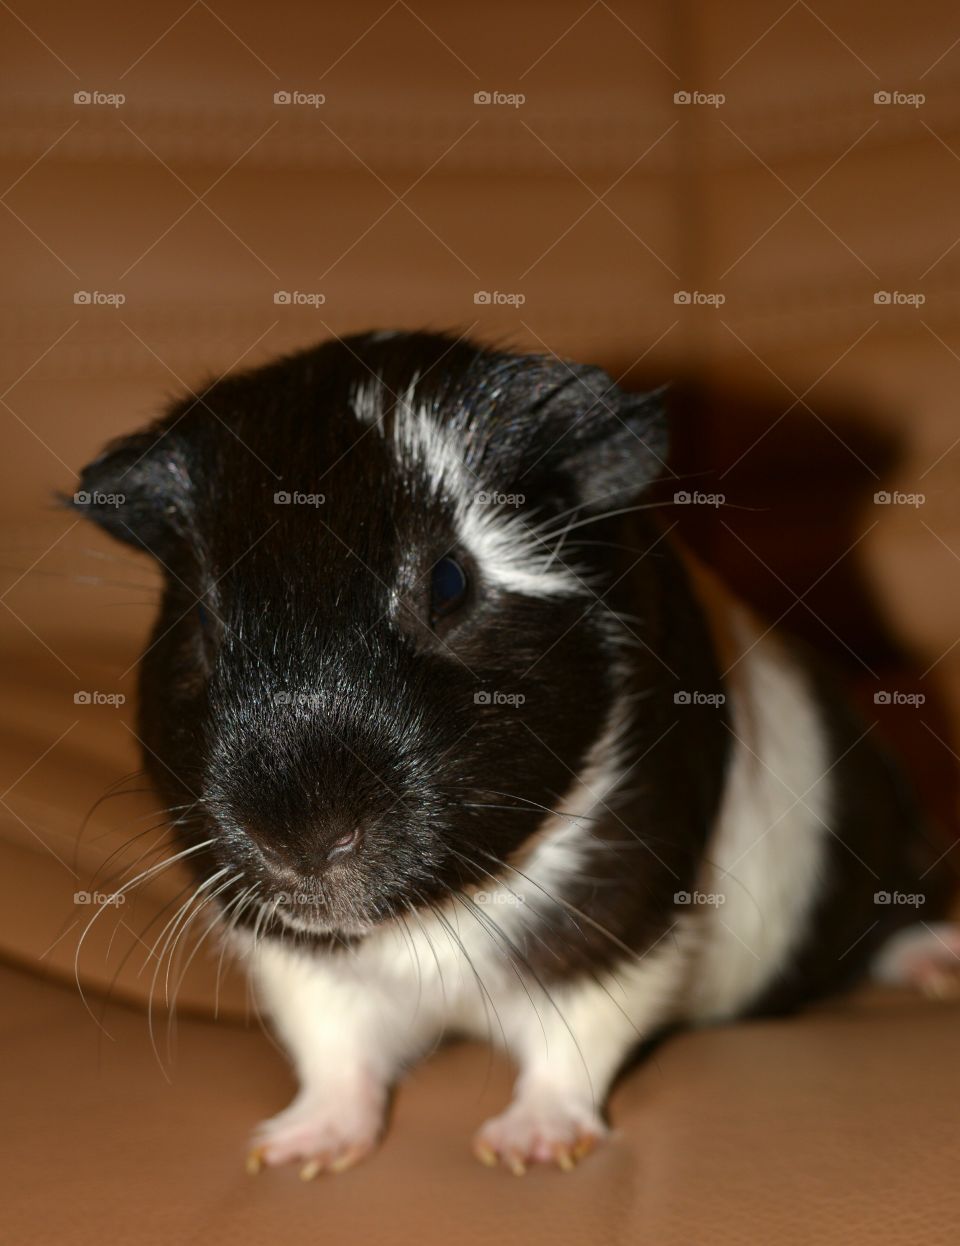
[73,332,668,937]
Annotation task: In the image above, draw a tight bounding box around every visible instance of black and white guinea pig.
[74,330,955,1176]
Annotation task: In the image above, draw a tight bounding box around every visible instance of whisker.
[147,865,232,1080]
[470,788,604,825]
[165,872,241,1060]
[73,837,217,1035]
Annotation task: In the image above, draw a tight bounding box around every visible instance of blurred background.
[1,0,959,1037]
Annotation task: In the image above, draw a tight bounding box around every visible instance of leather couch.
[2,2,958,1242]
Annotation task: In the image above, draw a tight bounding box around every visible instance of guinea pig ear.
[67,429,184,560]
[520,363,669,511]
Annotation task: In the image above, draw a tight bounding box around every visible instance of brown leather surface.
[3,2,960,1241]
[4,959,959,1246]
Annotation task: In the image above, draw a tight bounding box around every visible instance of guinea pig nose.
[326,825,360,863]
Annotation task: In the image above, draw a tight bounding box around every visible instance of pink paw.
[247,1086,385,1179]
[473,1097,608,1174]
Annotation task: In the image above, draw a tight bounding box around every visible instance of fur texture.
[73,331,946,1173]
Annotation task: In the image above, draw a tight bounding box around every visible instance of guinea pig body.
[75,331,952,1174]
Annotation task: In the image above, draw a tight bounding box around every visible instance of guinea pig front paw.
[871,922,960,999]
[472,1096,608,1174]
[247,1085,385,1178]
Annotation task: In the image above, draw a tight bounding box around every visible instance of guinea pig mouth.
[263,882,378,938]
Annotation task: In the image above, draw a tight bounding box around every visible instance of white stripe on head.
[352,379,585,599]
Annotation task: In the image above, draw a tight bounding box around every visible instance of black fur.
[74,330,946,1010]
[73,331,729,977]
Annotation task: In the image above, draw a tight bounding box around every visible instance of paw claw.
[300,1159,323,1181]
[506,1151,527,1176]
[474,1142,498,1168]
[330,1147,364,1174]
[249,1084,383,1174]
[553,1143,575,1171]
[473,1098,607,1173]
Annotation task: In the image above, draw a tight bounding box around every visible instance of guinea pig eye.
[430,556,468,621]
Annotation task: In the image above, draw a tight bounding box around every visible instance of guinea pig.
[73,330,956,1176]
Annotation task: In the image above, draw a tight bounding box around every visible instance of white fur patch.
[243,550,838,1141]
[684,606,832,1021]
[244,688,686,1118]
[352,379,582,599]
[870,922,960,988]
